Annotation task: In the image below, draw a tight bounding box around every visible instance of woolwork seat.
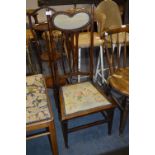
[26,74,59,155]
[26,74,51,123]
[62,82,111,115]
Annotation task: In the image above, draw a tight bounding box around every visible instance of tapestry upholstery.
[62,82,111,114]
[26,74,51,124]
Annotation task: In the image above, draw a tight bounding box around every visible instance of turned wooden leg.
[62,120,68,148]
[49,121,59,155]
[119,97,129,135]
[107,109,114,135]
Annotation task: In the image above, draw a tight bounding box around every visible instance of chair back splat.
[104,26,129,76]
[49,6,94,84]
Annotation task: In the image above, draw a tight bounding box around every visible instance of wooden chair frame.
[103,25,129,134]
[47,5,117,148]
[27,6,56,73]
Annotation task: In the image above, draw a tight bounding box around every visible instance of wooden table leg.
[119,97,129,135]
[49,121,59,155]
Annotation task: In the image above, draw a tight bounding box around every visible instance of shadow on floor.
[98,146,129,155]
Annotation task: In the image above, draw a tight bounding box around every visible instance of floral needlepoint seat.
[62,82,111,115]
[26,74,59,155]
[26,74,51,124]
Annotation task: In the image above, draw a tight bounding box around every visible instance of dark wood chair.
[48,6,116,148]
[27,6,62,74]
[103,25,129,134]
[27,6,66,89]
[26,74,59,155]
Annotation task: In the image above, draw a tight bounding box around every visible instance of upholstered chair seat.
[61,82,111,115]
[26,74,51,124]
[26,74,59,155]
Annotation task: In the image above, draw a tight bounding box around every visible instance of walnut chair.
[26,74,59,155]
[95,0,129,85]
[49,7,116,148]
[103,26,129,134]
[27,6,66,89]
[27,6,62,74]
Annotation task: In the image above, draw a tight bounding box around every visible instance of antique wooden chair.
[95,0,129,85]
[27,6,62,74]
[49,7,116,148]
[26,74,59,155]
[103,26,129,134]
[27,6,66,89]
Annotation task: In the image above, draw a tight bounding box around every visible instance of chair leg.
[61,120,68,148]
[107,109,114,135]
[53,88,60,112]
[100,45,105,83]
[78,48,81,83]
[119,97,129,135]
[49,121,59,155]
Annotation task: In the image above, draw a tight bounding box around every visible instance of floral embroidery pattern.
[62,82,111,114]
[26,74,51,124]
